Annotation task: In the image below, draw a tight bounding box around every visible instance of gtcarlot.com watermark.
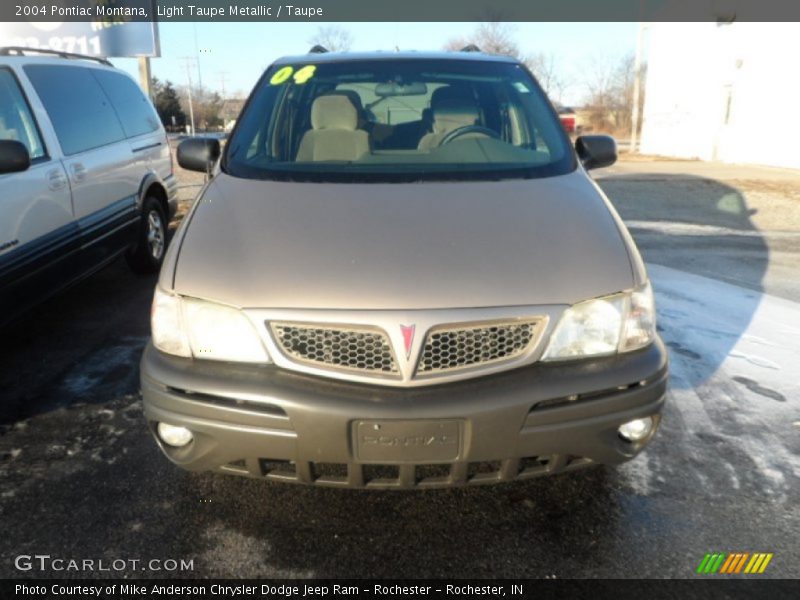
[14,554,194,573]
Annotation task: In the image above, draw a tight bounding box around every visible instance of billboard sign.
[0,20,160,58]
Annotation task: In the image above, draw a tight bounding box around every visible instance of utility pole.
[193,22,203,91]
[180,57,197,136]
[218,71,229,100]
[630,23,646,153]
[137,56,153,99]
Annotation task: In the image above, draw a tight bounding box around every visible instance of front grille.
[417,321,538,374]
[272,323,398,375]
[216,454,594,488]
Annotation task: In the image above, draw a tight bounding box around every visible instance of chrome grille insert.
[271,323,398,375]
[417,320,538,375]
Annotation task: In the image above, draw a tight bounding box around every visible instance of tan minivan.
[141,49,667,488]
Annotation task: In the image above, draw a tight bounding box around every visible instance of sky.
[114,22,639,106]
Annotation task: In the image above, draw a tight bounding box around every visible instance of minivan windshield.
[224,58,576,182]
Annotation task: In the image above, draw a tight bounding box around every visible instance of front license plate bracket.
[353,419,463,463]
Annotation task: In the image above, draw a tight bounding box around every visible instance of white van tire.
[125,196,167,274]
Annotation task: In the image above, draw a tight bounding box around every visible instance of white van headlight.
[543,282,656,361]
[151,287,270,364]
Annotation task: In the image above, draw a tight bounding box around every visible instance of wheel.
[125,196,167,274]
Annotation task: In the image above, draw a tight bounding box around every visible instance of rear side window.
[0,68,46,160]
[93,70,160,138]
[24,65,125,156]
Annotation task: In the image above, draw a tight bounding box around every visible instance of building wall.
[640,23,800,169]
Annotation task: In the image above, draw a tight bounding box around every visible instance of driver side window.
[0,69,46,161]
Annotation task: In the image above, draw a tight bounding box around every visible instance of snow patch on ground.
[618,454,653,496]
[619,264,800,500]
[61,336,147,397]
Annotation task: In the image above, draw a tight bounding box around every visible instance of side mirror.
[177,138,221,173]
[0,140,31,174]
[575,135,617,170]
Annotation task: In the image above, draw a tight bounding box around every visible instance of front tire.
[125,196,167,274]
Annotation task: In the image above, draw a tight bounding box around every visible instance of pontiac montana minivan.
[0,48,176,325]
[141,49,668,488]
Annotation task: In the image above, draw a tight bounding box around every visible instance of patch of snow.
[649,264,800,500]
[619,453,653,495]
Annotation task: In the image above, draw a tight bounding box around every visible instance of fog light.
[618,417,654,442]
[157,422,193,447]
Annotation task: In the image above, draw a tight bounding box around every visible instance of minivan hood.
[172,171,634,310]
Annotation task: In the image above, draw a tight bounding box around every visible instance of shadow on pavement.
[597,173,768,389]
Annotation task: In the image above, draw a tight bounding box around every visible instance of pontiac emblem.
[400,324,416,359]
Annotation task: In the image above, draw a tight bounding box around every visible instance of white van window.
[0,68,46,160]
[24,65,125,156]
[93,70,161,138]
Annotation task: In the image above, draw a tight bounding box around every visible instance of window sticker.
[269,65,317,85]
[293,65,316,84]
[269,66,294,85]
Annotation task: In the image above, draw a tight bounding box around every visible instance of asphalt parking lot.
[0,154,798,579]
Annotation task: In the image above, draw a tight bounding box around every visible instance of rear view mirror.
[575,135,617,170]
[177,138,221,173]
[0,140,31,174]
[374,82,428,97]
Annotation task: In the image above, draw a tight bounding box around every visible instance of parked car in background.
[142,49,667,489]
[557,105,578,134]
[0,47,177,326]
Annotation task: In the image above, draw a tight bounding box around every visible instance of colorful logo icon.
[400,324,415,359]
[696,552,773,574]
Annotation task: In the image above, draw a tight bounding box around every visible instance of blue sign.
[0,21,160,58]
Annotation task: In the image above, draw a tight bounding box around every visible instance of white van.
[0,47,177,325]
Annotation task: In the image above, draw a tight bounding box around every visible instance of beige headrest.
[433,98,479,134]
[311,95,358,131]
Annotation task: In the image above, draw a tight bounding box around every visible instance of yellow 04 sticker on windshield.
[269,65,317,85]
[293,65,316,84]
[269,66,294,85]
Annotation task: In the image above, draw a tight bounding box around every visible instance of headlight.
[151,287,190,357]
[151,287,270,363]
[542,281,656,361]
[620,281,656,352]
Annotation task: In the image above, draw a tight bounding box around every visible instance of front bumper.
[140,338,668,489]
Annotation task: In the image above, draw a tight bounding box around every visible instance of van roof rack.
[460,44,481,53]
[0,46,113,66]
[308,45,329,54]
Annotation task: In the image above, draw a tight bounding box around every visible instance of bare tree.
[581,52,646,136]
[308,25,354,52]
[177,85,225,131]
[445,22,520,57]
[444,23,567,102]
[527,52,569,104]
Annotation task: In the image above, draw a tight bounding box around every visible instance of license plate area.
[353,419,462,463]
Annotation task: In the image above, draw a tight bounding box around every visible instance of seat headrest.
[432,98,479,134]
[327,90,364,113]
[311,95,358,131]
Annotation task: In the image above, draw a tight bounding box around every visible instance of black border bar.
[3,0,800,22]
[3,579,800,600]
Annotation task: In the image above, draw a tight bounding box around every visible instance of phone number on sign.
[7,36,102,55]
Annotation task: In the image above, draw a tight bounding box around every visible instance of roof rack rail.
[460,44,481,53]
[308,45,329,54]
[0,46,113,66]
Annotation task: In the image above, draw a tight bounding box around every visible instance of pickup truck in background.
[557,105,579,135]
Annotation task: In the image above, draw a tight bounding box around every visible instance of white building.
[639,23,800,169]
